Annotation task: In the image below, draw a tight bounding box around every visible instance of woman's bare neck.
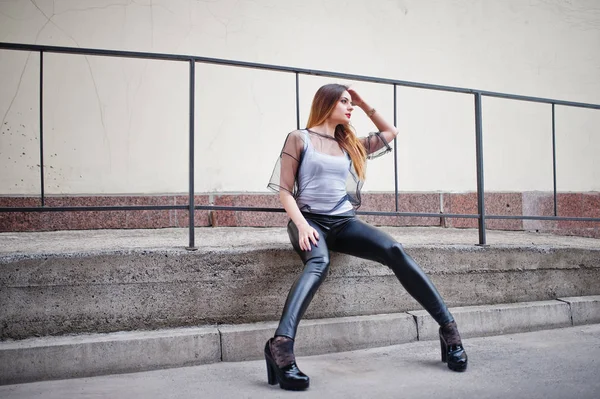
[308,121,337,137]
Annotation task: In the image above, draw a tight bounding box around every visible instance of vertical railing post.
[474,92,487,245]
[295,73,300,130]
[187,59,197,250]
[552,103,557,216]
[39,51,45,207]
[393,84,399,212]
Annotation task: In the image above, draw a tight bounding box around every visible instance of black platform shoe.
[264,338,309,391]
[439,321,468,372]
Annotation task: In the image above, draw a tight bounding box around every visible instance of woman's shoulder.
[283,129,308,143]
[287,129,307,138]
[279,129,308,153]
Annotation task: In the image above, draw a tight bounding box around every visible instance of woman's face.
[327,90,354,125]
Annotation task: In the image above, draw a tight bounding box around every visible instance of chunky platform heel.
[439,321,468,372]
[265,358,277,385]
[264,338,310,390]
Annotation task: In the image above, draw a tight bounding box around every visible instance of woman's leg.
[274,219,331,339]
[330,218,453,326]
[266,219,330,390]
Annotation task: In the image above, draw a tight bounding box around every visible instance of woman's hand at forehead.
[347,88,365,108]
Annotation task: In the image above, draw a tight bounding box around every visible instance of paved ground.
[2,324,599,399]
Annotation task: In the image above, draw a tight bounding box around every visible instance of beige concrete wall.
[1,0,599,195]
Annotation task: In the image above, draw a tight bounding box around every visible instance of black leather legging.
[275,212,454,339]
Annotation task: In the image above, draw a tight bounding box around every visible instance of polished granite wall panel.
[1,192,597,237]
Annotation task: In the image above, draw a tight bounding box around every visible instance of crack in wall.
[29,0,82,49]
[30,0,49,19]
[25,0,116,170]
[0,53,32,135]
[52,1,150,16]
[150,0,154,48]
[202,0,239,42]
[174,0,194,52]
[83,56,112,166]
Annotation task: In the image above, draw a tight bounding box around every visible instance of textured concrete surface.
[1,324,599,399]
[1,298,598,385]
[2,226,600,256]
[408,300,572,341]
[559,295,600,325]
[0,326,220,385]
[1,227,599,340]
[220,313,417,362]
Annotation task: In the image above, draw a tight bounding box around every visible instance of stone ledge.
[2,240,598,340]
[0,326,220,386]
[558,296,600,325]
[408,300,572,341]
[2,297,599,385]
[219,313,417,362]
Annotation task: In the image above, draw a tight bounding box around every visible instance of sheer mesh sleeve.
[267,130,306,195]
[360,132,392,159]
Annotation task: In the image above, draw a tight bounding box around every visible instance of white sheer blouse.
[268,129,392,212]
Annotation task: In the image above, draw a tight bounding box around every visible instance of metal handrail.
[1,42,599,247]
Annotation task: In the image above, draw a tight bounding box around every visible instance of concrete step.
[3,324,600,399]
[1,227,599,341]
[1,296,599,385]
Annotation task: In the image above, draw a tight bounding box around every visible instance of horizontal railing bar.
[195,208,478,218]
[0,205,470,217]
[2,42,599,110]
[1,205,599,222]
[0,42,192,62]
[2,204,599,222]
[356,211,478,218]
[194,206,284,212]
[479,90,600,109]
[0,205,284,213]
[0,43,473,94]
[486,215,600,222]
[0,205,188,212]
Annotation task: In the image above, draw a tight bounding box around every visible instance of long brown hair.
[306,84,367,180]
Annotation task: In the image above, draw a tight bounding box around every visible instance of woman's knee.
[386,242,406,261]
[385,242,422,275]
[304,255,330,278]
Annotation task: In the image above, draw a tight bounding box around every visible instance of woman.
[265,83,467,391]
